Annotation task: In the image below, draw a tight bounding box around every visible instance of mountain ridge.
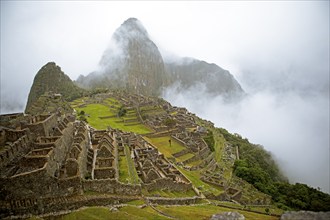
[76,18,244,98]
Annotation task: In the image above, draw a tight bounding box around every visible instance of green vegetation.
[203,129,215,151]
[146,136,186,158]
[218,127,330,211]
[271,182,330,211]
[125,199,145,206]
[177,167,223,196]
[54,206,168,220]
[124,145,140,184]
[218,128,284,182]
[72,100,151,134]
[117,106,127,117]
[50,204,279,220]
[176,153,195,162]
[118,155,130,183]
[77,110,88,123]
[143,188,197,198]
[156,204,278,220]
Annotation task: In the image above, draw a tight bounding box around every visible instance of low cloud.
[163,80,329,193]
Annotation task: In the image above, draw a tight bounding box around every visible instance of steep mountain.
[77,18,167,96]
[164,57,244,97]
[76,18,244,98]
[25,62,84,114]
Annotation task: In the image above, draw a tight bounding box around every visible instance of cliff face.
[76,17,244,98]
[77,18,166,96]
[25,62,83,114]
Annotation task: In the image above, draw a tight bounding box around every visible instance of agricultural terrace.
[47,204,280,220]
[71,97,152,134]
[144,136,186,159]
[119,145,140,184]
[177,166,224,196]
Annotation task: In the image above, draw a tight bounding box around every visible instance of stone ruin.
[0,108,199,217]
[0,91,272,217]
[132,137,192,192]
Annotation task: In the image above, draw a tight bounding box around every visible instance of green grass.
[119,155,130,183]
[54,206,168,220]
[146,136,186,158]
[72,101,152,134]
[104,98,121,107]
[176,167,224,196]
[27,217,43,220]
[124,145,140,184]
[213,129,225,164]
[186,159,203,167]
[30,204,280,220]
[176,153,195,162]
[156,204,279,220]
[125,199,145,206]
[144,189,197,198]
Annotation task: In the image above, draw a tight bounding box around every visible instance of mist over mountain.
[77,18,167,96]
[164,57,244,98]
[76,18,243,99]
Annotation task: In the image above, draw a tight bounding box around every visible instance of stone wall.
[24,114,57,138]
[281,211,330,220]
[0,132,31,168]
[0,194,138,218]
[143,177,192,192]
[82,179,141,195]
[173,149,190,158]
[147,196,202,205]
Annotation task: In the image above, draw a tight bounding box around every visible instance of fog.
[1,1,329,192]
[163,81,329,193]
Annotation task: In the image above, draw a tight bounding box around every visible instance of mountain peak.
[25,62,84,114]
[115,17,149,39]
[92,17,165,96]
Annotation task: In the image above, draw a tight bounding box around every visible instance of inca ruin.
[0,91,273,218]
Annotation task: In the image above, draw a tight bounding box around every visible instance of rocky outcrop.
[25,62,84,114]
[210,212,245,220]
[280,211,330,220]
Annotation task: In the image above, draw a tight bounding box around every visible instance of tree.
[117,106,127,117]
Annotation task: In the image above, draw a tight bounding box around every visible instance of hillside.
[25,62,84,114]
[76,18,244,98]
[1,86,330,219]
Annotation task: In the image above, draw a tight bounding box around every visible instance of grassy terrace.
[118,155,130,183]
[124,145,140,184]
[48,204,279,220]
[118,146,140,184]
[156,204,279,220]
[142,188,197,198]
[145,136,186,158]
[176,167,224,196]
[53,206,168,220]
[186,159,203,167]
[71,98,152,134]
[176,153,195,162]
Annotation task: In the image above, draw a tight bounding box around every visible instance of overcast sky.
[1,1,329,192]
